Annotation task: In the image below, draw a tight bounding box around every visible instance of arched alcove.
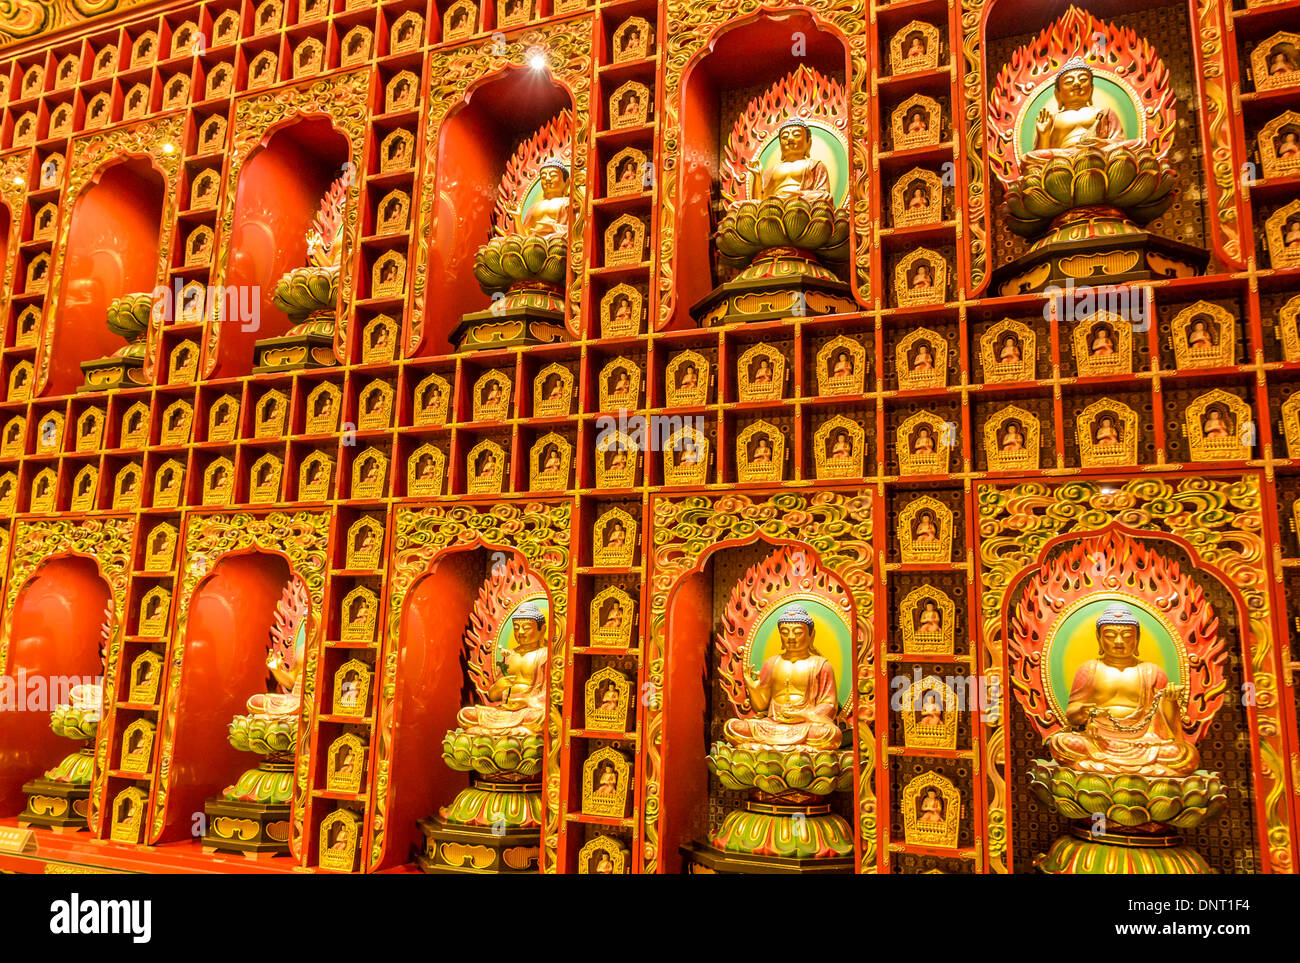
[0,556,109,815]
[372,545,550,871]
[425,67,573,354]
[658,537,860,873]
[154,551,291,843]
[215,117,349,377]
[674,12,851,330]
[47,159,163,393]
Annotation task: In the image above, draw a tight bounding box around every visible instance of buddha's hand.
[1096,111,1112,139]
[266,654,281,670]
[1035,108,1053,136]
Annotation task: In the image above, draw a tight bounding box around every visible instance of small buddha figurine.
[918,600,942,633]
[543,446,562,473]
[742,117,832,204]
[593,849,614,874]
[919,787,945,823]
[907,110,928,135]
[1285,218,1300,249]
[1202,408,1230,439]
[456,601,548,735]
[477,452,497,479]
[418,457,437,482]
[913,426,936,455]
[723,604,842,750]
[605,522,626,548]
[507,158,570,240]
[602,602,624,630]
[911,264,933,289]
[918,692,943,727]
[613,295,633,323]
[904,34,926,59]
[1280,131,1300,158]
[611,368,631,396]
[753,358,773,384]
[912,343,934,371]
[908,187,929,210]
[1031,58,1122,153]
[678,363,699,391]
[679,439,700,466]
[1001,422,1024,452]
[598,682,619,711]
[596,762,619,794]
[608,448,628,472]
[1094,416,1120,446]
[1187,319,1213,350]
[999,335,1021,363]
[830,430,852,460]
[485,381,502,407]
[1045,603,1200,777]
[1090,326,1115,356]
[832,351,853,377]
[547,376,566,402]
[1269,49,1295,76]
[914,510,938,543]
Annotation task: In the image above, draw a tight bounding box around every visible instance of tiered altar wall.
[0,0,1295,875]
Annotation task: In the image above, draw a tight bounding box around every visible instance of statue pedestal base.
[452,303,568,352]
[690,253,855,328]
[79,355,146,392]
[252,331,337,373]
[200,798,292,857]
[680,841,854,874]
[18,778,90,831]
[415,816,541,874]
[992,228,1208,297]
[1037,823,1212,874]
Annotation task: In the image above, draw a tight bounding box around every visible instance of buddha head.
[1094,603,1141,665]
[1053,57,1095,110]
[775,603,816,659]
[777,118,812,162]
[538,158,570,198]
[511,600,546,649]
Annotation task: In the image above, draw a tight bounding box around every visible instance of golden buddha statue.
[1031,58,1121,154]
[743,118,832,204]
[507,159,571,240]
[723,604,842,750]
[1045,603,1200,777]
[456,601,548,736]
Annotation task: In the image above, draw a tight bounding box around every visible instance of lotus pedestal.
[1029,760,1225,875]
[453,285,568,352]
[19,746,94,832]
[691,249,855,328]
[80,348,147,392]
[681,742,855,874]
[252,313,338,373]
[200,755,295,857]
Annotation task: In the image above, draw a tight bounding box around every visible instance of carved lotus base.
[228,713,299,757]
[708,741,853,798]
[19,777,90,832]
[1036,824,1212,875]
[253,313,338,373]
[201,798,292,857]
[437,774,543,830]
[992,225,1207,297]
[1029,759,1227,829]
[43,744,95,784]
[415,814,540,874]
[50,705,99,743]
[691,251,855,327]
[221,754,295,805]
[441,728,544,781]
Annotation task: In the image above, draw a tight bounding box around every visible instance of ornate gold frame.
[735,343,786,403]
[202,456,235,507]
[606,147,648,199]
[413,372,452,426]
[1252,32,1300,93]
[29,468,56,513]
[900,585,956,655]
[70,465,98,511]
[815,335,866,396]
[119,718,155,773]
[581,746,631,818]
[326,732,367,794]
[613,16,652,63]
[894,247,946,307]
[113,463,143,510]
[610,80,650,130]
[254,389,289,438]
[1072,312,1133,377]
[979,318,1035,383]
[372,250,407,299]
[376,189,411,235]
[333,658,372,716]
[36,411,63,454]
[306,382,342,434]
[892,94,942,151]
[1185,388,1252,461]
[139,586,171,636]
[357,380,394,431]
[341,26,373,67]
[891,166,943,227]
[600,283,644,337]
[143,522,177,572]
[1265,199,1300,269]
[1257,110,1300,179]
[597,357,640,411]
[152,459,184,509]
[584,666,632,731]
[298,451,335,500]
[111,788,147,844]
[664,350,709,406]
[0,416,22,457]
[897,495,953,565]
[443,0,479,41]
[901,675,959,751]
[593,508,637,568]
[534,363,575,417]
[664,426,709,486]
[380,129,414,173]
[890,20,941,75]
[340,589,378,645]
[472,369,513,422]
[896,327,947,390]
[577,834,628,874]
[160,400,193,445]
[901,770,960,849]
[595,431,639,489]
[530,433,572,492]
[407,444,445,497]
[351,447,389,498]
[467,440,507,495]
[1169,300,1234,369]
[813,415,865,480]
[128,650,164,704]
[319,809,360,872]
[896,410,952,476]
[345,516,384,570]
[735,420,785,483]
[604,213,646,267]
[984,405,1041,472]
[1076,397,1139,468]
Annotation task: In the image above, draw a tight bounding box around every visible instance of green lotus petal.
[782,199,812,243]
[1022,185,1064,219]
[1073,168,1106,206]
[1104,154,1138,200]
[755,211,787,248]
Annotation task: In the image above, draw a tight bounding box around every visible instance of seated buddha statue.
[1187,319,1213,351]
[456,601,548,736]
[830,431,853,460]
[1202,409,1230,439]
[1045,603,1200,777]
[507,160,571,241]
[723,604,842,750]
[1031,59,1123,154]
[1000,336,1021,363]
[1094,416,1120,446]
[918,601,942,633]
[742,118,832,204]
[246,621,305,718]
